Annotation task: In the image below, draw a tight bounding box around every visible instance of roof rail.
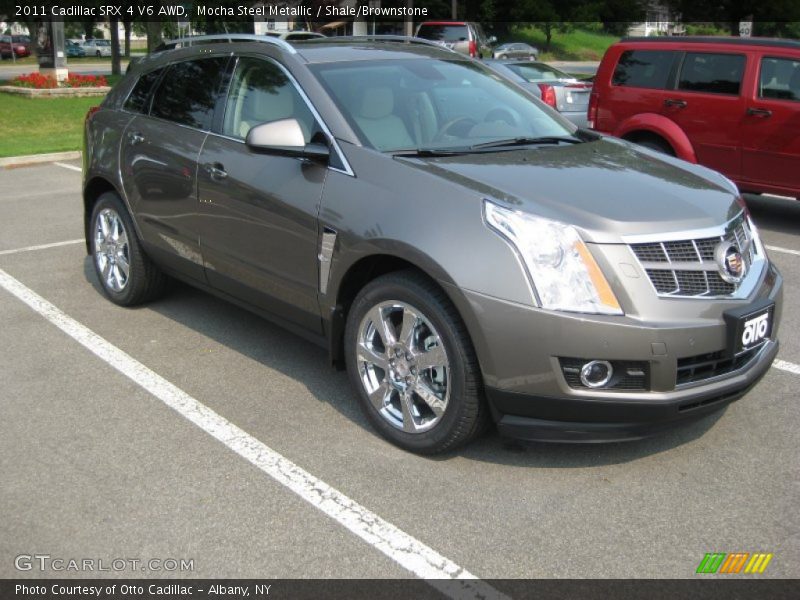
[156,34,297,55]
[300,35,458,53]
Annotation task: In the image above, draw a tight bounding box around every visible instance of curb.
[0,85,110,97]
[0,151,81,168]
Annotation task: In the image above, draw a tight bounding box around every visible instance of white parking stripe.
[54,162,82,173]
[766,245,800,257]
[773,359,800,376]
[0,267,506,600]
[0,239,84,256]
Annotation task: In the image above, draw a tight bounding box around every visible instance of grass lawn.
[0,94,101,157]
[509,27,619,61]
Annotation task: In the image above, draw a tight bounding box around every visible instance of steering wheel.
[484,108,519,127]
[433,117,478,142]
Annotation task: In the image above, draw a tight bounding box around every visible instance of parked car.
[484,59,592,126]
[66,39,86,58]
[0,35,31,59]
[84,36,782,454]
[492,42,538,60]
[591,36,800,200]
[415,21,495,58]
[82,39,112,57]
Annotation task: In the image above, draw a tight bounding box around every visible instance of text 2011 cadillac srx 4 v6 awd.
[83,36,782,454]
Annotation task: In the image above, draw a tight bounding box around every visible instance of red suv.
[590,37,800,199]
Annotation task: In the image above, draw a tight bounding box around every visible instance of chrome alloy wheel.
[356,301,450,433]
[94,208,130,293]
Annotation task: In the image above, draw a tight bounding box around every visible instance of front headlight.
[484,200,623,315]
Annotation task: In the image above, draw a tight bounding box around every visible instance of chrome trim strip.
[318,228,337,294]
[621,211,744,245]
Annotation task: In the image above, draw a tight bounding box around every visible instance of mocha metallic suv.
[83,36,782,454]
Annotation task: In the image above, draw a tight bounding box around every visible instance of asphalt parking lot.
[0,160,798,584]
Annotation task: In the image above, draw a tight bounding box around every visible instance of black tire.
[345,270,488,454]
[89,191,167,306]
[637,137,675,156]
[96,50,101,57]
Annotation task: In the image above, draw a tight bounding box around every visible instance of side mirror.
[245,119,329,162]
[489,36,498,45]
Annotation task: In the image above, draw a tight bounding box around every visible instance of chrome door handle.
[664,98,687,108]
[204,163,228,181]
[129,132,145,145]
[746,107,772,118]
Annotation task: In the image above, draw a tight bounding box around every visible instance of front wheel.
[345,271,488,454]
[89,191,167,306]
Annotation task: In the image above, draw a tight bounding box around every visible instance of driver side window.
[223,57,316,141]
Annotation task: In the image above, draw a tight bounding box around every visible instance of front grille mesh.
[676,346,761,386]
[629,217,756,298]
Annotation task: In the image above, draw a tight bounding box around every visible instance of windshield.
[311,58,573,152]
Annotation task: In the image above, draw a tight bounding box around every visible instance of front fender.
[615,113,697,163]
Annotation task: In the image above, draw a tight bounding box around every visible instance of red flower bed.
[10,72,58,89]
[9,72,108,89]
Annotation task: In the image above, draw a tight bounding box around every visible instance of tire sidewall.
[345,275,475,453]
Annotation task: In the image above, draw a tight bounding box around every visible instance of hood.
[397,138,742,244]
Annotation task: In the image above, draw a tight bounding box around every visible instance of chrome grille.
[629,215,757,298]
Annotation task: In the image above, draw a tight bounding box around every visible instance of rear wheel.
[345,271,488,454]
[89,191,167,306]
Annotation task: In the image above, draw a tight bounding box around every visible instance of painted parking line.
[773,359,800,376]
[0,239,83,256]
[0,267,506,600]
[766,245,800,257]
[54,162,82,173]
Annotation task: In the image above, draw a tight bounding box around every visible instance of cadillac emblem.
[715,239,747,284]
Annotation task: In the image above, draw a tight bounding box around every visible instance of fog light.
[580,360,614,388]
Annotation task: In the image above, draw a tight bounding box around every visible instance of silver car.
[493,43,539,60]
[83,36,781,454]
[82,39,112,57]
[484,59,593,127]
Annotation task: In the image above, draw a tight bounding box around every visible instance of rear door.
[661,51,747,178]
[197,55,327,333]
[120,56,229,281]
[740,54,800,197]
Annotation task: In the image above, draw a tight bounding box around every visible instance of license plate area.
[724,299,774,356]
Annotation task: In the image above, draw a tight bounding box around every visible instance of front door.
[197,56,327,333]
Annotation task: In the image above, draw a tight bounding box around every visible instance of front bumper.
[447,262,782,443]
[488,339,777,442]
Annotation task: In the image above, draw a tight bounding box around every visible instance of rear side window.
[760,57,800,102]
[612,50,676,89]
[678,53,745,95]
[151,57,228,130]
[416,25,469,42]
[123,68,162,114]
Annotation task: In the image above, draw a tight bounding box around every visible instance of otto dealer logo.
[742,312,770,347]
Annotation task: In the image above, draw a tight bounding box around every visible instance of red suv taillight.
[469,39,477,57]
[587,90,599,129]
[537,84,557,108]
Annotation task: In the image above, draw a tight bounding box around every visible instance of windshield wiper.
[392,148,470,157]
[470,136,582,150]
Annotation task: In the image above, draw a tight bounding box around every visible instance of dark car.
[591,36,800,199]
[484,60,592,127]
[83,36,781,454]
[415,21,495,58]
[0,35,31,59]
[66,39,86,58]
